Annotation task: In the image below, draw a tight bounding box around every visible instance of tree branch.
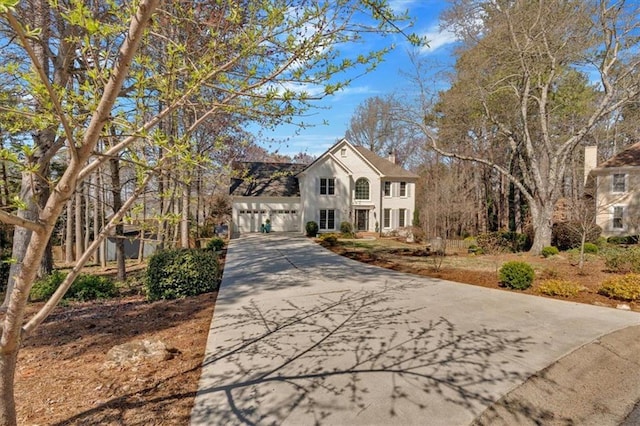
[0,210,44,233]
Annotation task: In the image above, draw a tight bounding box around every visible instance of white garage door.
[269,209,300,232]
[236,209,265,233]
[235,207,300,233]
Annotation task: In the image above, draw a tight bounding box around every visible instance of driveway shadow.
[192,284,534,425]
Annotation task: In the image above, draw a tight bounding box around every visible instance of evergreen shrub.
[552,222,601,250]
[206,237,225,252]
[537,279,582,298]
[499,261,535,290]
[598,274,640,301]
[145,249,220,301]
[306,221,319,237]
[340,221,354,237]
[541,246,559,258]
[31,271,118,302]
[602,247,640,273]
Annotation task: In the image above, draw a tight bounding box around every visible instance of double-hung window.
[320,209,335,230]
[613,206,624,229]
[613,174,626,192]
[383,181,391,197]
[320,178,335,195]
[399,208,406,227]
[383,208,391,228]
[399,182,407,197]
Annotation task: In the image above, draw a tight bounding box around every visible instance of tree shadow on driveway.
[191,284,538,425]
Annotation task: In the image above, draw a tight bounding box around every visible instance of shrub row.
[31,271,118,302]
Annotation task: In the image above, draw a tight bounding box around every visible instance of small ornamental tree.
[0,1,423,423]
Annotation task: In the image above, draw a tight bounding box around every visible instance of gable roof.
[298,138,418,179]
[598,142,640,168]
[352,145,418,179]
[229,162,306,197]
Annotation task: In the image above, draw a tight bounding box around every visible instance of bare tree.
[406,0,640,253]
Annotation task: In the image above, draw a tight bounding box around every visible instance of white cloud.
[419,24,458,54]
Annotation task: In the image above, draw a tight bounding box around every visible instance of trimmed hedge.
[145,248,220,301]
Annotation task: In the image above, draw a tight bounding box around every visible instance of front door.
[355,209,369,231]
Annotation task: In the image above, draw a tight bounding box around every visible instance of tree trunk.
[84,181,91,257]
[529,202,554,254]
[180,182,190,248]
[0,349,18,426]
[75,187,83,261]
[1,173,38,311]
[92,172,100,264]
[65,200,74,264]
[109,157,126,282]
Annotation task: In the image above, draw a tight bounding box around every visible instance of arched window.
[355,178,370,200]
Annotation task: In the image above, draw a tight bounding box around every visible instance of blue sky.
[257,0,459,157]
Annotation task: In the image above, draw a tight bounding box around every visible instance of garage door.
[236,209,265,233]
[269,209,300,232]
[235,208,300,233]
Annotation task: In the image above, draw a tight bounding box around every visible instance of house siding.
[299,155,351,232]
[593,169,640,237]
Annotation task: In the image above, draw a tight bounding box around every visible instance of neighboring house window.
[399,209,406,227]
[320,178,335,195]
[320,209,335,230]
[613,174,626,192]
[383,181,391,197]
[613,206,624,229]
[340,148,347,157]
[355,178,370,200]
[383,208,391,228]
[400,182,407,197]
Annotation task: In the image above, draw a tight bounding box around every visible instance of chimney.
[388,150,396,164]
[584,146,597,184]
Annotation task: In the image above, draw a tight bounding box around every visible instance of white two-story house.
[230,139,418,235]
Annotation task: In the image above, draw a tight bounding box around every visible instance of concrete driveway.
[191,233,640,425]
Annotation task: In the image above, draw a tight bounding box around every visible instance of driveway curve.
[191,233,640,426]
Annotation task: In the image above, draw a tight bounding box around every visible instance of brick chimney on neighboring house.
[584,146,598,184]
[388,150,396,164]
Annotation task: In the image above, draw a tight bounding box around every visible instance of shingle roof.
[229,162,306,197]
[353,146,419,179]
[599,142,640,168]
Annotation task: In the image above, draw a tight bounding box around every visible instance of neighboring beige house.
[586,144,640,237]
[230,139,418,235]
